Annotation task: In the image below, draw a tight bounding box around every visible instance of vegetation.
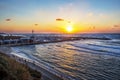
[0,52,41,80]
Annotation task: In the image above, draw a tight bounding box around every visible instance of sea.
[11,33,120,80]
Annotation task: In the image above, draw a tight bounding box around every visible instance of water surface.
[11,34,120,80]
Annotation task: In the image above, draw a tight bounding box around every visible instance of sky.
[0,0,120,33]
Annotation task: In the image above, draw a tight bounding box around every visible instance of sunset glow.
[0,0,120,33]
[66,25,73,33]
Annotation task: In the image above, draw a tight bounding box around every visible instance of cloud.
[34,24,38,26]
[113,25,120,27]
[56,18,64,21]
[5,19,11,21]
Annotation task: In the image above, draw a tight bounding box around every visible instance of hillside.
[0,52,41,80]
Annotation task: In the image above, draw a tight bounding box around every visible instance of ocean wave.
[68,42,120,56]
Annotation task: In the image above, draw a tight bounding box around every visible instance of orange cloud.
[113,25,120,27]
[5,19,11,21]
[56,18,64,21]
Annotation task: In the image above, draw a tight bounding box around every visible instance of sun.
[66,25,73,32]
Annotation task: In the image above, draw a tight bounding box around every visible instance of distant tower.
[31,30,35,43]
[32,30,34,37]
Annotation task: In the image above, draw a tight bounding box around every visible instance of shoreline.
[0,46,70,80]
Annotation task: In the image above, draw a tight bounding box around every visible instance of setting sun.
[66,25,73,32]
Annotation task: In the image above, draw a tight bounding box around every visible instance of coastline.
[0,46,65,80]
[0,34,120,80]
